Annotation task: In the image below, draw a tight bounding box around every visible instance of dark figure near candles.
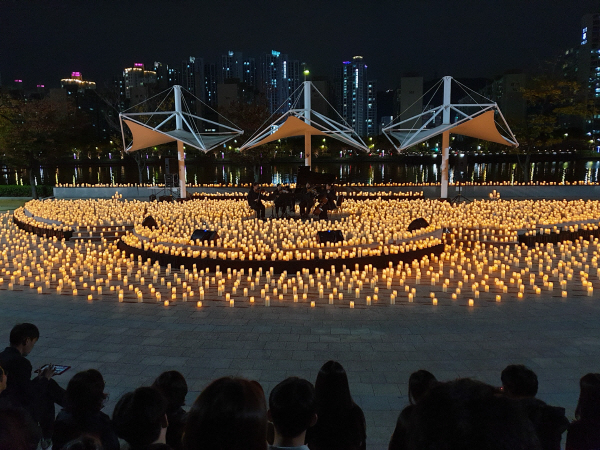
[248,183,266,219]
[315,184,337,220]
[299,183,317,219]
[272,184,293,218]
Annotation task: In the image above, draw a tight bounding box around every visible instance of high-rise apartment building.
[60,72,96,93]
[242,58,257,88]
[261,50,301,114]
[398,77,423,127]
[336,56,377,137]
[221,51,244,82]
[204,63,218,108]
[123,63,156,106]
[366,80,377,137]
[578,13,600,149]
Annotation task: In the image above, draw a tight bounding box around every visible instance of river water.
[6,159,600,186]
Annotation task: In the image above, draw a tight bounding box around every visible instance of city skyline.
[1,0,598,90]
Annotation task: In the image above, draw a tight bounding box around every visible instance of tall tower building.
[221,51,244,82]
[242,58,257,89]
[578,13,600,150]
[261,50,301,114]
[337,56,376,137]
[123,63,156,106]
[60,72,96,93]
[204,63,218,107]
[366,80,377,137]
[399,77,424,127]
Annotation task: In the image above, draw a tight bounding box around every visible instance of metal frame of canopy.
[240,81,369,169]
[119,85,243,198]
[383,76,519,199]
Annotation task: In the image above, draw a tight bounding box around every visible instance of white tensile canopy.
[383,76,519,199]
[387,110,516,149]
[119,85,243,197]
[241,81,369,168]
[244,116,328,149]
[122,118,239,153]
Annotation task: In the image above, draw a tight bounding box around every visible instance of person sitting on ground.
[405,378,542,450]
[566,373,600,450]
[182,376,267,450]
[112,386,171,450]
[0,323,66,444]
[306,361,366,450]
[52,369,119,450]
[272,184,291,218]
[501,364,569,450]
[152,371,188,450]
[268,377,317,450]
[248,183,266,219]
[0,406,42,450]
[388,370,437,450]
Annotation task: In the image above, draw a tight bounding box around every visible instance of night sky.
[1,0,598,90]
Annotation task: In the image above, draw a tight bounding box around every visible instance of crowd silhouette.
[0,323,599,450]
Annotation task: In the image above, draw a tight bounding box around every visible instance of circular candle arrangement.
[3,196,600,308]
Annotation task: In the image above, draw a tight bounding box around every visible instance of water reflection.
[4,160,600,186]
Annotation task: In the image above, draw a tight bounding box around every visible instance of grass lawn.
[0,198,30,212]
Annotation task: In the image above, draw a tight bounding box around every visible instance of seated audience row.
[1,322,600,450]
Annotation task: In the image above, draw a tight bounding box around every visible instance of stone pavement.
[1,290,599,449]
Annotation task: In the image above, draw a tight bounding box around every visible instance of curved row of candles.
[20,198,600,252]
[0,206,598,308]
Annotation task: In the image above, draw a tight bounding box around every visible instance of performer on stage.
[272,184,290,218]
[314,183,337,220]
[299,182,317,219]
[247,183,265,219]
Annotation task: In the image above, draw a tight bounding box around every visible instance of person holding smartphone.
[0,323,66,447]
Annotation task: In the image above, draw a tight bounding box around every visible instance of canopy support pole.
[440,76,452,200]
[441,131,450,199]
[174,85,186,198]
[304,81,311,169]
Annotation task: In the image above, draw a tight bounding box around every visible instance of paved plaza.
[1,289,599,449]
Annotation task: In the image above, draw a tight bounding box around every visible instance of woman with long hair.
[182,376,267,450]
[52,369,119,450]
[388,370,437,450]
[566,373,600,450]
[306,361,366,450]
